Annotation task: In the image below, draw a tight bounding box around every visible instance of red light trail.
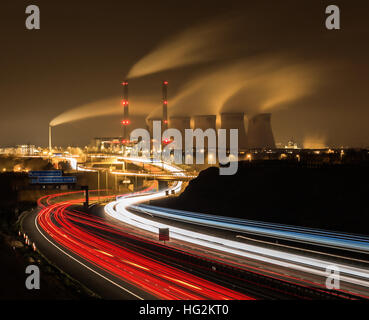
[36,191,254,300]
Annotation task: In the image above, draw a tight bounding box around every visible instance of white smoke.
[127,19,235,79]
[146,56,319,120]
[50,96,159,127]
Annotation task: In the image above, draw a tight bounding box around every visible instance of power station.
[92,81,276,153]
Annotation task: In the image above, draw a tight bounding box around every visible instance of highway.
[132,204,369,254]
[22,189,365,300]
[22,192,151,299]
[21,155,261,299]
[106,198,369,298]
[76,156,196,181]
[103,161,369,298]
[21,157,369,299]
[23,191,253,299]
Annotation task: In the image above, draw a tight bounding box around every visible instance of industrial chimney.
[220,112,248,150]
[48,125,52,152]
[162,81,168,131]
[121,81,130,143]
[247,113,276,149]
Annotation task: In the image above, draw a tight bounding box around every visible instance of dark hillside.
[151,161,369,235]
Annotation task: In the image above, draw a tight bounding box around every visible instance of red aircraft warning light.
[121,120,130,125]
[162,138,172,144]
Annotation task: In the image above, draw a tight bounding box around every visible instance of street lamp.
[97,170,100,201]
[106,169,109,195]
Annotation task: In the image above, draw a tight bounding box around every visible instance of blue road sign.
[30,176,76,184]
[29,170,62,177]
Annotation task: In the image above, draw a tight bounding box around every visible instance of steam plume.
[50,96,159,127]
[127,19,234,79]
[146,56,319,120]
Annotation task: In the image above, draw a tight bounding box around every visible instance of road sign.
[29,170,62,177]
[30,176,76,184]
[159,228,170,242]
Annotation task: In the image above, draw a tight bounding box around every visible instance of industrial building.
[169,116,191,149]
[247,113,276,149]
[192,115,217,131]
[92,81,277,153]
[220,112,248,150]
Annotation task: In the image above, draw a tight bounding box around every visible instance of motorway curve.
[24,191,253,300]
[22,158,369,299]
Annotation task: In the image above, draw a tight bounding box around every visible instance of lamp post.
[97,170,100,201]
[114,173,117,192]
[106,169,109,195]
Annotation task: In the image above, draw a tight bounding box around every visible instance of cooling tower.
[192,115,216,131]
[169,116,191,149]
[247,113,276,149]
[191,115,217,152]
[220,112,247,149]
[169,116,191,134]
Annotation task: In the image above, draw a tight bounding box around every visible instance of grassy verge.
[0,202,100,299]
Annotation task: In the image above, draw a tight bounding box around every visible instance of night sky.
[1,0,368,147]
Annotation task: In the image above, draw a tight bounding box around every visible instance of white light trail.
[104,158,369,290]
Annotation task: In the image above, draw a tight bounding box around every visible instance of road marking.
[235,235,369,265]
